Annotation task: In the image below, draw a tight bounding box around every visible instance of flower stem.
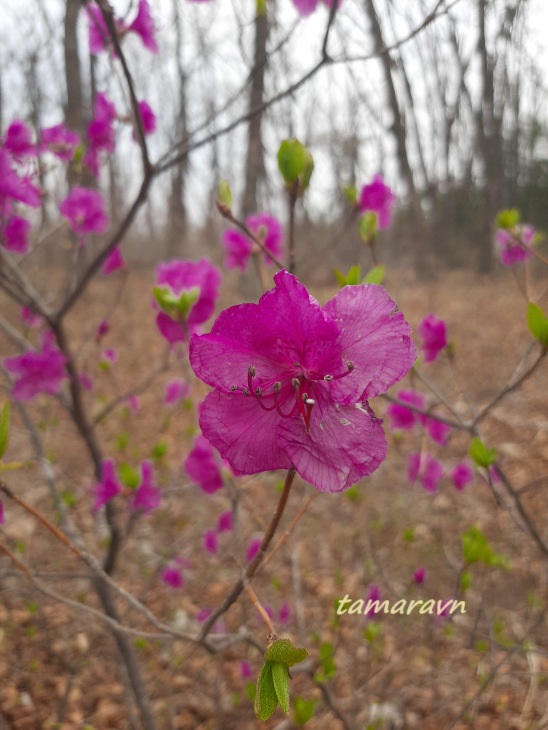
[198,466,297,640]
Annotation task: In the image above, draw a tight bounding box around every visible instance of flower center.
[230,362,355,434]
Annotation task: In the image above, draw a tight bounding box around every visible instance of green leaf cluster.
[294,696,316,725]
[254,639,308,721]
[462,526,508,568]
[152,285,200,320]
[217,179,232,209]
[277,139,314,194]
[359,211,378,242]
[526,303,548,348]
[0,403,10,459]
[496,208,520,230]
[468,437,496,468]
[119,463,140,489]
[333,264,385,288]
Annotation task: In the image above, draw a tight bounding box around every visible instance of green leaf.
[460,569,472,592]
[468,437,496,468]
[256,0,267,14]
[343,185,357,205]
[265,639,308,666]
[359,211,378,241]
[217,179,233,208]
[362,265,385,285]
[462,526,507,567]
[152,440,168,460]
[300,151,314,191]
[318,642,336,679]
[277,139,307,183]
[496,209,520,230]
[333,265,362,288]
[0,402,10,459]
[526,303,548,347]
[119,463,140,490]
[271,661,290,715]
[255,661,278,721]
[294,696,316,725]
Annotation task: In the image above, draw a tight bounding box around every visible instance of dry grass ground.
[1,266,547,729]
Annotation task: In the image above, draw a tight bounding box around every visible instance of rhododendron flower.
[3,216,31,254]
[359,175,395,230]
[407,452,444,493]
[425,417,451,445]
[131,460,161,513]
[102,347,117,363]
[86,3,128,55]
[364,584,381,617]
[164,377,189,406]
[154,258,221,344]
[4,340,67,401]
[496,225,536,267]
[41,123,79,161]
[451,461,474,491]
[190,270,415,492]
[127,395,139,413]
[3,120,35,158]
[96,319,110,341]
[387,389,426,431]
[60,187,109,237]
[246,538,261,563]
[0,499,4,525]
[418,313,447,363]
[79,372,94,391]
[129,0,158,53]
[184,434,224,494]
[135,100,157,137]
[101,245,125,275]
[279,602,292,624]
[216,510,233,533]
[161,565,184,589]
[222,213,283,271]
[203,530,218,554]
[292,0,341,16]
[20,307,42,328]
[0,149,41,208]
[414,567,426,584]
[93,459,122,511]
[240,661,252,680]
[85,93,117,176]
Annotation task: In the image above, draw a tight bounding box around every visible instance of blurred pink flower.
[132,460,161,513]
[164,377,189,406]
[20,307,42,328]
[246,538,261,563]
[365,584,381,617]
[424,417,451,446]
[96,319,110,341]
[85,93,117,176]
[184,434,224,494]
[101,246,125,275]
[240,660,252,680]
[387,389,426,431]
[154,258,221,344]
[161,565,184,589]
[451,461,474,491]
[203,530,218,554]
[0,149,41,208]
[216,510,233,533]
[496,225,535,267]
[41,123,80,161]
[135,100,157,137]
[129,0,158,53]
[359,174,395,230]
[4,339,67,401]
[222,212,283,271]
[3,216,31,254]
[93,459,122,511]
[3,120,35,159]
[102,347,118,363]
[0,500,4,524]
[279,602,292,624]
[418,313,447,363]
[127,395,139,413]
[413,567,426,584]
[79,371,94,391]
[407,452,444,493]
[60,187,109,237]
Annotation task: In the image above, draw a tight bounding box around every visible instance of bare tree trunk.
[242,8,269,215]
[64,0,84,137]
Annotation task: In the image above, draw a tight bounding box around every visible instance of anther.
[301,392,309,402]
[274,382,281,393]
[291,378,300,388]
[255,387,263,397]
[242,387,250,396]
[324,374,333,381]
[249,365,256,377]
[347,361,354,371]
[305,398,315,405]
[231,385,237,391]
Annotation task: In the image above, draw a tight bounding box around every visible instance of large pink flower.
[190,270,415,492]
[4,340,68,401]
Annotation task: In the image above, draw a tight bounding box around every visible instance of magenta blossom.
[60,187,109,237]
[418,313,447,363]
[365,584,382,617]
[79,372,94,391]
[131,460,161,513]
[387,389,426,431]
[414,567,426,584]
[129,0,158,53]
[216,510,233,533]
[246,538,262,563]
[407,452,444,493]
[0,149,41,208]
[184,434,224,494]
[154,258,221,344]
[292,0,341,16]
[0,499,4,524]
[93,459,122,511]
[4,340,67,401]
[424,417,451,445]
[86,3,128,55]
[161,565,184,589]
[190,270,415,492]
[21,307,42,328]
[127,395,139,413]
[135,100,157,137]
[203,530,218,554]
[85,93,117,176]
[451,461,474,491]
[240,661,252,680]
[164,377,189,406]
[96,319,110,341]
[359,174,395,230]
[101,246,125,275]
[102,347,117,363]
[3,216,31,254]
[41,123,80,161]
[496,225,536,267]
[279,602,292,624]
[3,120,35,159]
[222,213,283,271]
